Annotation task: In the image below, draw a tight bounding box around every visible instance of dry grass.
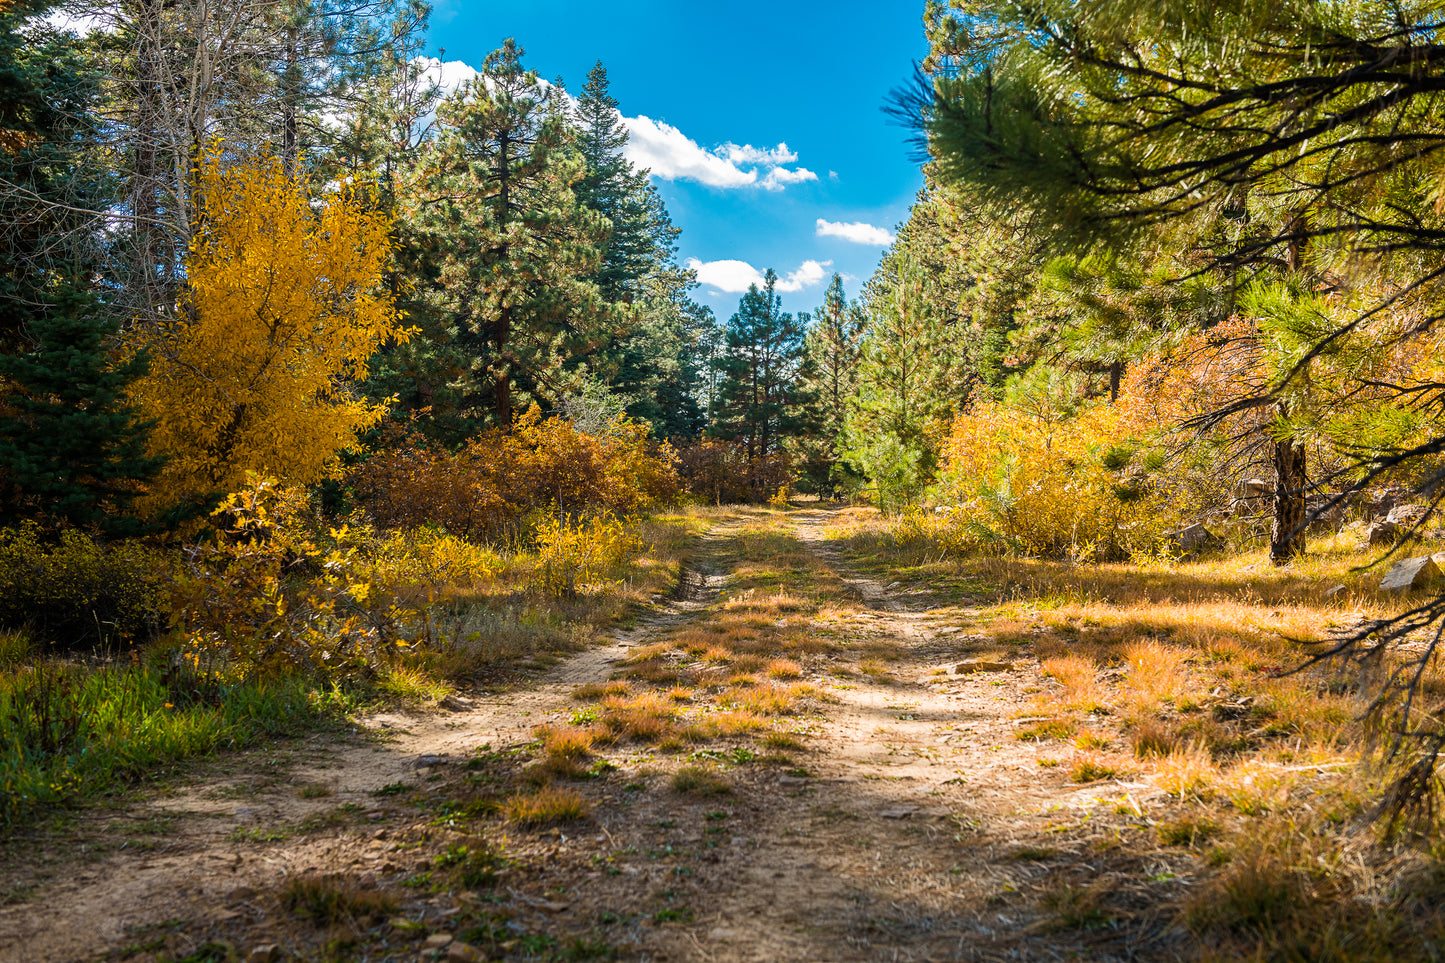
[572,680,630,700]
[502,785,590,826]
[672,765,731,796]
[596,693,679,744]
[281,874,396,925]
[828,505,1445,959]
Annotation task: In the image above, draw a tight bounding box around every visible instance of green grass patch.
[0,657,333,829]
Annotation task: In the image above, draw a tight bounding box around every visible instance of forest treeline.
[0,0,909,528]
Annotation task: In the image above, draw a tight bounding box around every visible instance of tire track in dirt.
[0,562,725,963]
[660,508,1177,963]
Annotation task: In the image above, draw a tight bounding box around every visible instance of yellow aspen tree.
[131,146,407,510]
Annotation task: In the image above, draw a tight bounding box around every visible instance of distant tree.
[848,254,958,513]
[713,270,813,492]
[800,273,866,496]
[569,62,708,439]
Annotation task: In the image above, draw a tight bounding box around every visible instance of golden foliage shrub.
[131,148,405,511]
[0,525,168,649]
[933,401,1169,560]
[531,513,644,598]
[350,409,681,540]
[172,476,438,678]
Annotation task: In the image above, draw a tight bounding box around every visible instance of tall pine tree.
[0,0,163,535]
[713,270,813,495]
[800,273,865,496]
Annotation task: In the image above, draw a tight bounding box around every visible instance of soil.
[0,506,1203,963]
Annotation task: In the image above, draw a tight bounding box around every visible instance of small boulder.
[1238,478,1272,499]
[1367,521,1401,546]
[1324,584,1347,599]
[1168,523,1224,557]
[247,947,281,963]
[447,943,484,963]
[1387,504,1430,527]
[423,933,453,950]
[1379,556,1442,593]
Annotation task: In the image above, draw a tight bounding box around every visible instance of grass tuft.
[503,785,590,826]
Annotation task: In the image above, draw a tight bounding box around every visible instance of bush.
[0,524,169,649]
[351,408,682,539]
[531,513,645,599]
[674,437,792,504]
[931,401,1170,560]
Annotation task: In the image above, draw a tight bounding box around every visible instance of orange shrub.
[934,400,1170,560]
[350,408,681,540]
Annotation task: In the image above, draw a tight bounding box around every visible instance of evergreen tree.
[0,3,163,535]
[800,273,865,496]
[848,253,959,513]
[713,270,813,492]
[0,0,104,350]
[568,62,707,438]
[415,39,613,431]
[0,286,164,536]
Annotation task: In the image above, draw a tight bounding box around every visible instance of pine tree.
[0,0,162,536]
[0,286,164,536]
[713,270,813,495]
[847,253,959,513]
[800,273,865,496]
[567,62,708,438]
[416,39,613,430]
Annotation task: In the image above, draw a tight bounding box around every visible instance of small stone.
[423,933,453,950]
[1367,520,1401,546]
[1167,522,1224,557]
[1324,584,1348,599]
[415,754,447,768]
[537,900,569,913]
[778,775,807,786]
[1380,556,1442,592]
[446,942,483,963]
[247,946,280,963]
[879,805,919,819]
[954,660,1013,674]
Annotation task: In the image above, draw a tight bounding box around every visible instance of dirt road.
[0,507,1194,962]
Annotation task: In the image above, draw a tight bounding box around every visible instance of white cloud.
[686,258,767,293]
[777,259,830,292]
[406,56,815,193]
[721,143,798,166]
[623,116,815,192]
[623,117,760,189]
[761,167,819,190]
[815,218,896,246]
[684,257,832,295]
[418,58,480,99]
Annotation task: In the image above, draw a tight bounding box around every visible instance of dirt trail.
[1,509,1187,962]
[0,570,724,963]
[644,509,1175,963]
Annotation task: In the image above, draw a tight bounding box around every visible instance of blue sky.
[425,0,928,320]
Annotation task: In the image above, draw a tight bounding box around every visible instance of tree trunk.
[1271,428,1307,565]
[282,24,300,178]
